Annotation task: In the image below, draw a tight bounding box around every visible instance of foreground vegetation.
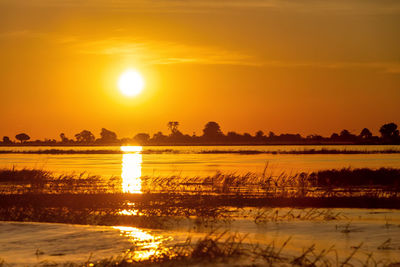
[0,167,399,227]
[84,232,399,267]
[0,167,399,266]
[1,167,399,197]
[1,227,399,266]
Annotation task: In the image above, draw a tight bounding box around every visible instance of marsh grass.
[0,168,120,194]
[253,208,345,224]
[62,232,399,267]
[0,200,382,232]
[0,167,399,266]
[200,148,400,155]
[0,167,399,230]
[140,168,400,198]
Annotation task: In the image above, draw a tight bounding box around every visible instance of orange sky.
[1,0,399,140]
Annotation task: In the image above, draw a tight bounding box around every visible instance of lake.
[1,145,400,193]
[1,208,400,265]
[1,145,400,177]
[1,145,400,265]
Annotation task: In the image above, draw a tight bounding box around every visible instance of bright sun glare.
[118,70,145,97]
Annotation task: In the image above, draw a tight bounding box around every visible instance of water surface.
[1,146,399,179]
[1,208,399,265]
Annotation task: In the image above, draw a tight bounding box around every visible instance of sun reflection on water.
[113,226,170,261]
[121,146,143,194]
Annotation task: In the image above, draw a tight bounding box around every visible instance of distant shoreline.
[1,148,400,155]
[1,142,400,147]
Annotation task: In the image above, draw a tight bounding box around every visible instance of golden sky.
[1,0,399,139]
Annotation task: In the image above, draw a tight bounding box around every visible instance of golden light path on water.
[121,146,143,194]
[113,226,170,261]
[118,148,171,260]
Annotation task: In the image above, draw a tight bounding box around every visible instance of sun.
[118,70,145,97]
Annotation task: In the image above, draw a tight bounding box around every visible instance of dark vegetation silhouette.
[203,121,224,142]
[360,128,372,139]
[380,122,400,143]
[2,136,11,144]
[98,128,118,144]
[1,122,400,145]
[15,133,30,143]
[60,133,70,143]
[74,130,95,143]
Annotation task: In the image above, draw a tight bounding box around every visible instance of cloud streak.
[75,37,257,66]
[2,0,400,15]
[260,61,400,74]
[2,30,399,73]
[75,36,400,73]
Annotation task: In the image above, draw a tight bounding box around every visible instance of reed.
[0,167,399,228]
[50,232,398,266]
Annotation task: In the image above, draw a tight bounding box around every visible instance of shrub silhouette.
[359,128,372,139]
[380,123,399,140]
[98,128,118,143]
[59,133,70,143]
[134,133,150,144]
[167,121,179,135]
[15,133,30,143]
[75,130,95,143]
[2,136,12,144]
[202,121,224,141]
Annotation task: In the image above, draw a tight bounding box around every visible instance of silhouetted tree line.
[1,122,400,146]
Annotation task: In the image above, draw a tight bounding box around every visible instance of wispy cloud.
[75,37,257,66]
[2,0,400,15]
[76,37,400,72]
[260,61,400,74]
[0,30,43,39]
[2,29,399,73]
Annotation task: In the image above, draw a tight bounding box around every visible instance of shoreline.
[1,148,400,155]
[2,143,400,147]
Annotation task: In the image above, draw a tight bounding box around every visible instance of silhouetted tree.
[15,133,30,143]
[2,136,11,144]
[60,133,70,143]
[134,133,150,144]
[75,130,95,143]
[98,128,118,143]
[359,128,372,139]
[255,130,267,143]
[202,121,223,141]
[167,121,179,135]
[226,131,241,142]
[255,131,264,138]
[44,138,56,144]
[152,131,168,143]
[338,129,357,141]
[166,121,187,143]
[243,133,252,141]
[306,134,323,141]
[340,129,351,137]
[379,123,399,140]
[330,133,339,140]
[168,130,186,142]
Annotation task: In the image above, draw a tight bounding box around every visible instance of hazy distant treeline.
[2,121,400,146]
